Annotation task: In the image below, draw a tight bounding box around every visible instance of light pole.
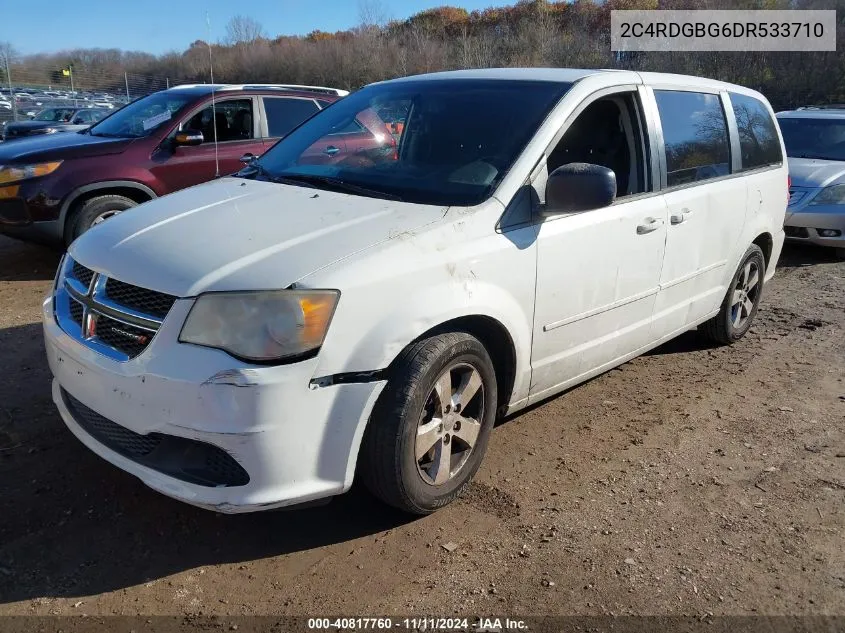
[2,51,16,121]
[68,65,76,107]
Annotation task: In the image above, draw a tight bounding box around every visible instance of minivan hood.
[0,131,132,162]
[787,157,845,189]
[70,178,446,297]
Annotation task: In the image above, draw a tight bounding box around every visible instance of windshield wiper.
[274,173,403,202]
[88,131,130,138]
[795,153,837,161]
[239,161,306,185]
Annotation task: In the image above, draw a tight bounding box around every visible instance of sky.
[6,0,496,56]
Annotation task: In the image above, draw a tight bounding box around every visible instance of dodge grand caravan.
[44,69,788,514]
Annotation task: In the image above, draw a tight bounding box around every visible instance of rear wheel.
[67,194,137,244]
[360,332,497,514]
[700,244,766,344]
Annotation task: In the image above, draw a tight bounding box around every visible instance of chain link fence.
[0,60,171,127]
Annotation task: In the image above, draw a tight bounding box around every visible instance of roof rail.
[168,83,349,96]
[795,104,845,110]
[221,84,350,96]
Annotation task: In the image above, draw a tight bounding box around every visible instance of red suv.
[0,84,396,246]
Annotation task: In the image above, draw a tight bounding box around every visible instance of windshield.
[88,91,195,138]
[34,108,76,122]
[779,117,845,161]
[242,79,570,206]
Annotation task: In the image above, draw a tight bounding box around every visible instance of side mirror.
[240,152,256,164]
[174,129,204,147]
[544,162,616,216]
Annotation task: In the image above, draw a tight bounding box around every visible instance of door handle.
[670,208,693,225]
[636,217,664,234]
[324,145,341,156]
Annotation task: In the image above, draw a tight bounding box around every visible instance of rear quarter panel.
[724,87,789,284]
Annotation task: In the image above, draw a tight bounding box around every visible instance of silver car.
[777,108,845,256]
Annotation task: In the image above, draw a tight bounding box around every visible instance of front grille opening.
[69,298,84,326]
[104,278,177,319]
[785,226,810,238]
[62,390,250,487]
[60,259,177,362]
[95,315,153,359]
[71,261,95,288]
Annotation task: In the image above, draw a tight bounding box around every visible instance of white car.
[43,69,788,514]
[776,108,845,255]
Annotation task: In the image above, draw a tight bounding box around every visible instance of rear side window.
[729,92,782,171]
[263,97,320,138]
[329,119,367,135]
[654,90,731,187]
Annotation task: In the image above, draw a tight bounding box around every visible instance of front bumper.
[43,295,386,513]
[784,205,845,249]
[0,177,66,244]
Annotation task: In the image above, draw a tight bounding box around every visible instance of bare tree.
[224,15,265,45]
[0,42,17,61]
[358,0,390,29]
[0,41,17,76]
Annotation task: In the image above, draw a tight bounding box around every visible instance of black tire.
[360,332,498,514]
[67,195,137,244]
[700,244,766,345]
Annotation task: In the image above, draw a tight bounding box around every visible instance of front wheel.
[700,244,766,344]
[360,332,498,514]
[67,194,137,244]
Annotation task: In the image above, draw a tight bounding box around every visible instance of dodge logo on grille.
[85,316,97,338]
[109,326,149,345]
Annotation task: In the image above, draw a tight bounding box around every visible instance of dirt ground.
[0,234,843,619]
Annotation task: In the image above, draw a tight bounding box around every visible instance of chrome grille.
[69,298,84,326]
[71,261,95,289]
[104,278,176,319]
[94,314,155,358]
[55,257,177,362]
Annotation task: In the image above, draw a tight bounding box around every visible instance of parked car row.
[1,87,127,110]
[0,88,129,135]
[2,106,110,140]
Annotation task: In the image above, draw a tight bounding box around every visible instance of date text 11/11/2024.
[306,617,528,631]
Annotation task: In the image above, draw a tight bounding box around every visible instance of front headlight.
[35,127,60,135]
[809,184,845,206]
[179,290,339,362]
[0,161,63,185]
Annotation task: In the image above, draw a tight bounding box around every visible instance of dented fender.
[302,202,538,409]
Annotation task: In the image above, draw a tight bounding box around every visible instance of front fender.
[58,179,159,228]
[310,223,538,409]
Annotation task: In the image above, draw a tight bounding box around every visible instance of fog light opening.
[818,229,842,238]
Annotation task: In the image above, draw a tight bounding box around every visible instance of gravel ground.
[0,234,843,619]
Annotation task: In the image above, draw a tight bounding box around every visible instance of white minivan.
[43,69,788,514]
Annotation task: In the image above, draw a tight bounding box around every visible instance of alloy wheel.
[730,259,761,329]
[415,362,485,486]
[91,209,123,226]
